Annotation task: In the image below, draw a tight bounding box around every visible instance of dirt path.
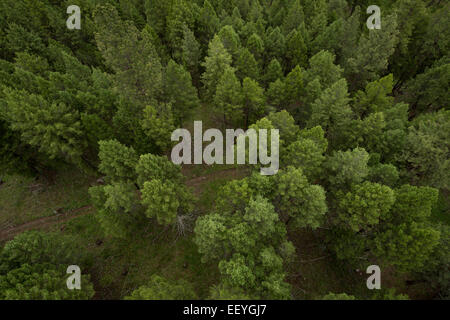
[185,167,248,196]
[0,167,248,242]
[0,205,94,242]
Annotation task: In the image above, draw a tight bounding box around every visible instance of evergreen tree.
[236,48,260,81]
[126,275,197,300]
[264,58,284,86]
[181,25,202,81]
[214,67,243,126]
[274,166,327,229]
[201,35,233,100]
[164,60,199,125]
[242,77,266,127]
[94,4,163,107]
[343,14,400,90]
[285,29,308,70]
[246,33,264,64]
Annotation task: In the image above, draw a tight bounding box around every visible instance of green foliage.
[285,29,308,70]
[374,222,440,272]
[125,274,197,300]
[305,50,343,89]
[264,59,284,85]
[371,288,409,300]
[2,0,449,302]
[420,224,450,299]
[181,25,201,78]
[89,182,143,239]
[98,140,138,183]
[275,167,327,229]
[321,292,356,300]
[266,78,286,109]
[368,163,399,187]
[218,25,241,60]
[325,147,370,190]
[142,179,193,226]
[214,67,243,125]
[202,35,233,99]
[2,88,87,168]
[284,65,305,119]
[236,48,260,81]
[336,182,395,232]
[141,104,176,153]
[195,195,293,299]
[265,27,286,62]
[135,153,184,188]
[0,231,94,300]
[166,0,195,61]
[403,56,449,113]
[308,78,354,149]
[94,4,162,107]
[353,74,395,117]
[388,185,439,224]
[247,33,264,63]
[0,231,82,271]
[164,60,199,125]
[283,126,327,181]
[343,14,400,90]
[0,263,94,300]
[242,77,266,127]
[404,110,450,190]
[209,284,252,300]
[267,110,300,146]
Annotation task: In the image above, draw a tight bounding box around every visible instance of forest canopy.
[0,0,448,301]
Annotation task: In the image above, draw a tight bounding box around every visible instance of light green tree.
[125,274,197,300]
[275,166,327,229]
[214,67,243,126]
[201,35,233,99]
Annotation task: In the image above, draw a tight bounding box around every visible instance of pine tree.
[275,166,327,229]
[125,275,197,300]
[282,0,305,35]
[265,27,286,63]
[242,77,266,127]
[285,29,308,70]
[305,50,343,90]
[336,182,395,232]
[264,59,284,86]
[214,67,243,126]
[181,25,202,81]
[308,78,354,149]
[97,139,138,183]
[343,14,400,90]
[284,65,305,121]
[201,35,233,100]
[236,47,259,81]
[404,110,450,190]
[2,88,87,169]
[94,4,163,107]
[198,0,220,46]
[141,103,176,153]
[218,25,241,61]
[166,0,195,62]
[246,33,264,64]
[164,60,199,125]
